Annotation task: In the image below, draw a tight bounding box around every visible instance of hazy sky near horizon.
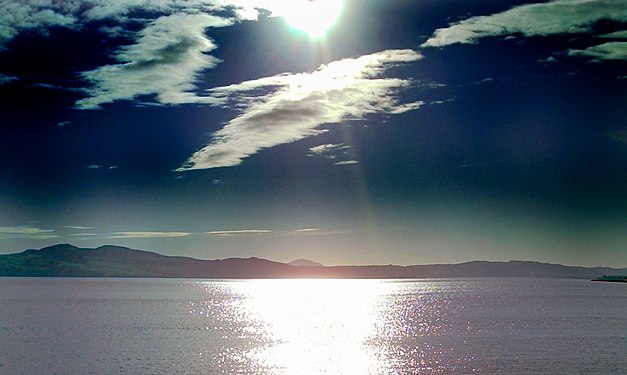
[1,0,626,267]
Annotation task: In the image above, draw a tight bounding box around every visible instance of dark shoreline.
[591,276,627,283]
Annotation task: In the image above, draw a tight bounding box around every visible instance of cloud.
[474,77,494,84]
[599,30,627,39]
[293,228,320,233]
[87,164,102,169]
[0,73,18,85]
[0,226,57,240]
[177,49,424,170]
[3,0,393,110]
[308,143,350,156]
[423,0,627,48]
[333,160,358,165]
[0,0,257,49]
[538,56,558,63]
[207,229,272,236]
[568,42,627,61]
[76,13,231,109]
[308,143,354,163]
[107,231,192,238]
[0,1,76,48]
[64,226,93,230]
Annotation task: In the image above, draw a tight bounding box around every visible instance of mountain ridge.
[1,244,625,279]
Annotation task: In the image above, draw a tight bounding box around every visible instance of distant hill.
[288,259,324,267]
[1,244,625,279]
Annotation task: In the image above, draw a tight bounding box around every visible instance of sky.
[0,0,626,267]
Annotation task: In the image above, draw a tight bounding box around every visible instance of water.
[0,278,625,374]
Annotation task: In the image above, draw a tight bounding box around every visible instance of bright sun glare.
[281,0,345,38]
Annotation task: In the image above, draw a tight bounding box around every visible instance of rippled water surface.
[0,278,625,374]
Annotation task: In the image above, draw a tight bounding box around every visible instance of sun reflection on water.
[230,279,396,374]
[191,279,474,374]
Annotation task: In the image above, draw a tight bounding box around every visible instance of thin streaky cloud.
[599,30,627,39]
[568,42,627,61]
[308,143,350,155]
[0,73,18,85]
[422,0,627,62]
[64,226,94,230]
[207,230,273,236]
[423,0,627,47]
[0,226,58,240]
[334,160,359,165]
[107,231,192,239]
[308,143,355,163]
[69,233,107,237]
[178,49,424,170]
[293,228,321,233]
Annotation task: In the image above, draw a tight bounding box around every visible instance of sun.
[281,0,345,39]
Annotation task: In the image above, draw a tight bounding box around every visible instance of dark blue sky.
[1,0,626,266]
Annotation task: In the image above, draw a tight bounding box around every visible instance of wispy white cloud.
[76,13,231,109]
[0,0,354,108]
[568,42,627,61]
[177,49,424,170]
[430,99,455,105]
[308,143,355,163]
[599,30,627,39]
[87,164,119,170]
[2,1,420,113]
[207,229,272,236]
[292,228,320,233]
[69,233,110,237]
[56,121,70,129]
[0,0,260,49]
[538,56,558,63]
[308,143,350,156]
[64,226,93,230]
[333,160,358,166]
[0,226,58,240]
[474,77,494,85]
[423,0,627,48]
[0,73,18,85]
[107,231,192,238]
[0,1,76,48]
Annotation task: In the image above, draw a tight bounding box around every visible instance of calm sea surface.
[0,278,625,374]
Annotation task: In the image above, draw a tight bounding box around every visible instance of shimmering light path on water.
[189,279,625,374]
[1,278,625,374]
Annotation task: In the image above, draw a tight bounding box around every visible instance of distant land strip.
[1,244,626,280]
